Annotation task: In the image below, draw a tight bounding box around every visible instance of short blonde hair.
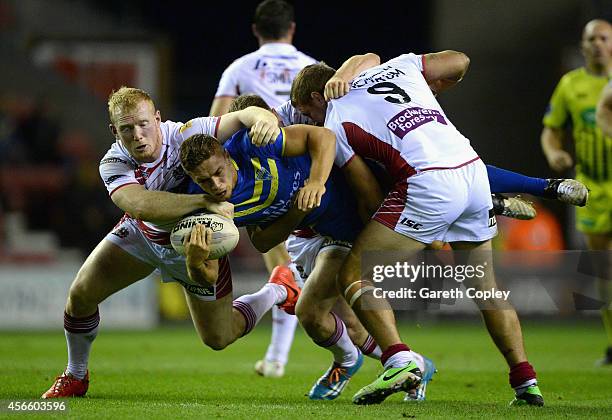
[107,86,155,123]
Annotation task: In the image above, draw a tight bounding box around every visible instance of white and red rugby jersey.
[274,100,315,127]
[99,117,219,246]
[325,53,479,180]
[215,43,316,108]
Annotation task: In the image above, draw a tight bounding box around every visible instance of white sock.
[359,334,382,360]
[233,284,284,335]
[410,351,426,372]
[514,378,538,395]
[266,283,287,305]
[264,306,298,365]
[65,327,98,379]
[369,346,382,359]
[64,309,100,380]
[316,313,359,367]
[383,350,416,370]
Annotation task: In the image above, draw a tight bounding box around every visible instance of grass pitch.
[1,318,611,419]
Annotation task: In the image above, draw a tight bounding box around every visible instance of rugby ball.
[170,213,239,259]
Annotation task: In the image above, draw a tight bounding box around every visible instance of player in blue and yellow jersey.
[541,19,612,365]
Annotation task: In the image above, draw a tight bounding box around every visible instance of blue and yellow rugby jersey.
[187,128,362,242]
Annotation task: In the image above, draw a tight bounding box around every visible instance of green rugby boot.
[352,361,422,405]
[509,384,544,406]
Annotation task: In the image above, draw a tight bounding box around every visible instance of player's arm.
[111,185,227,223]
[282,124,336,210]
[342,155,384,223]
[541,77,573,172]
[596,83,612,137]
[209,96,235,116]
[325,53,381,100]
[184,224,220,286]
[421,51,470,95]
[210,61,239,117]
[216,106,280,146]
[540,127,573,172]
[247,205,309,253]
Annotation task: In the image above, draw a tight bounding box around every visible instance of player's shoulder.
[224,128,251,154]
[294,49,317,64]
[225,49,266,70]
[160,120,188,143]
[100,142,135,168]
[324,101,348,128]
[559,67,587,86]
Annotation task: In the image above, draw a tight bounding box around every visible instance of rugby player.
[543,19,612,365]
[209,0,317,378]
[41,86,286,398]
[291,52,544,406]
[220,94,439,401]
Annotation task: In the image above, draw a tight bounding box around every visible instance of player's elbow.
[313,127,336,150]
[454,52,470,79]
[364,53,381,67]
[111,194,146,220]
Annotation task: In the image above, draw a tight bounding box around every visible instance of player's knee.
[201,333,232,351]
[66,275,99,314]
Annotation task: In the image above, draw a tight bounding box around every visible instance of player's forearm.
[540,127,566,156]
[306,128,336,185]
[209,96,233,117]
[216,106,278,142]
[114,189,212,222]
[334,53,381,82]
[596,88,612,137]
[238,106,276,128]
[248,209,307,253]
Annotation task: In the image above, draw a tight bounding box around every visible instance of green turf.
[1,319,611,419]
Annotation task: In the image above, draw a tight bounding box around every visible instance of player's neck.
[585,60,610,77]
[258,36,293,47]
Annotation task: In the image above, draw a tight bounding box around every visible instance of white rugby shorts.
[373,159,497,244]
[105,216,232,300]
[285,230,352,287]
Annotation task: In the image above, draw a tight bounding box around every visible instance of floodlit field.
[1,319,611,419]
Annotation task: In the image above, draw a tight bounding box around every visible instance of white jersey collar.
[258,43,297,54]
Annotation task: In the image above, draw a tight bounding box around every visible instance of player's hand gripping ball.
[170,213,239,259]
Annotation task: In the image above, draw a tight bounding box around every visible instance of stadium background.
[0,0,611,416]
